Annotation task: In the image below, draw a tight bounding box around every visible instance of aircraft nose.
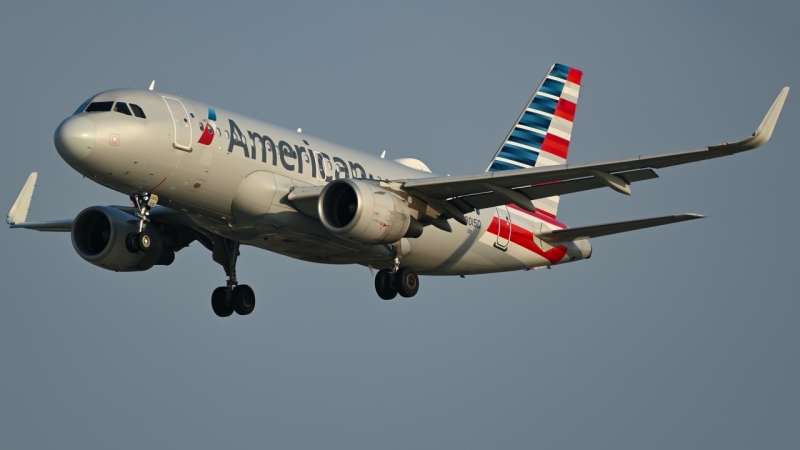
[54,115,95,163]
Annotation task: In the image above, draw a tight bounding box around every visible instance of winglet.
[7,172,38,225]
[712,87,790,152]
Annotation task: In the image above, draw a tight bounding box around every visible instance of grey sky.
[1,1,798,448]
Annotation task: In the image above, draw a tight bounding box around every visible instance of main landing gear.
[210,237,255,317]
[374,257,420,300]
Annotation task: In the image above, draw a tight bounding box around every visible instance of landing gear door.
[494,206,511,250]
[163,96,192,151]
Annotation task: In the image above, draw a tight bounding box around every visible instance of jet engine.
[71,206,169,272]
[318,179,413,244]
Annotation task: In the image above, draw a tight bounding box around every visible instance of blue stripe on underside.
[529,95,558,114]
[539,78,565,97]
[490,158,530,172]
[518,111,551,132]
[498,143,540,166]
[550,63,571,79]
[507,128,545,149]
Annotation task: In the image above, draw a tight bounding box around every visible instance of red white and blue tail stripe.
[486,63,582,217]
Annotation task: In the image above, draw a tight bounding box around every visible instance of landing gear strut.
[211,236,255,317]
[126,192,157,253]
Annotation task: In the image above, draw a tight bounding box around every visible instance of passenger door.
[163,96,192,151]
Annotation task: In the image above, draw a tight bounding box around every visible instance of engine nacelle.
[318,179,411,244]
[71,206,163,272]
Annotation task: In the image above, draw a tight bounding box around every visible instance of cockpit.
[74,99,146,119]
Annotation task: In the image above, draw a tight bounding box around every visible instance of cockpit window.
[113,102,132,116]
[129,103,146,119]
[85,101,114,112]
[73,98,93,115]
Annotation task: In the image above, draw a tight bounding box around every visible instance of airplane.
[6,64,789,317]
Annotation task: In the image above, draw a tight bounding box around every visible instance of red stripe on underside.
[507,204,568,229]
[486,217,568,264]
[541,134,570,159]
[567,68,583,85]
[554,98,577,122]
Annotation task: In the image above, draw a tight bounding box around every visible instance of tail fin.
[486,63,582,217]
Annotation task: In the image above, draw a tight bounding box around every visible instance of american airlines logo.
[226,119,388,182]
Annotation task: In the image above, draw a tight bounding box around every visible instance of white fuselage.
[55,89,591,275]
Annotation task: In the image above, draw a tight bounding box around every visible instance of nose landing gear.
[126,192,158,253]
[210,236,256,317]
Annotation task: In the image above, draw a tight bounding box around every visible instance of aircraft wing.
[6,173,195,234]
[9,220,73,232]
[400,88,789,215]
[5,172,72,231]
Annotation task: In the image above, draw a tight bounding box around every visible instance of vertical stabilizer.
[486,63,582,217]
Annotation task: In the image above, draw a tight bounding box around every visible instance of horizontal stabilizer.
[537,213,704,242]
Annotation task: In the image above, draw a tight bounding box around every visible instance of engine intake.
[318,179,412,244]
[71,206,164,272]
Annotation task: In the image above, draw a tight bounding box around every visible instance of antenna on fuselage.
[380,150,386,158]
[148,80,155,91]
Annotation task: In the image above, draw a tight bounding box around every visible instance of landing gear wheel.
[375,269,398,300]
[126,233,140,253]
[125,232,154,253]
[137,232,154,252]
[232,284,256,315]
[211,287,234,317]
[397,267,419,298]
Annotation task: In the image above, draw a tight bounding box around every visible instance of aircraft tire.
[125,233,140,253]
[211,287,234,317]
[397,267,419,298]
[375,269,397,300]
[232,284,256,315]
[137,231,154,253]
